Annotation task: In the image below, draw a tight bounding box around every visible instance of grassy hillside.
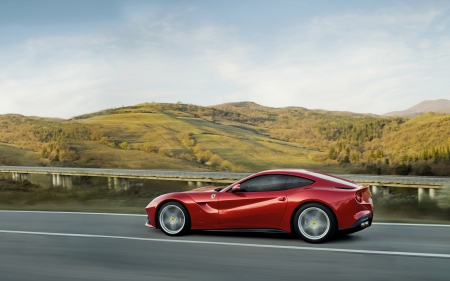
[1,102,449,175]
[0,143,41,166]
[74,107,331,171]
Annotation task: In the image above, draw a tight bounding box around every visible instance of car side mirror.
[231,184,241,192]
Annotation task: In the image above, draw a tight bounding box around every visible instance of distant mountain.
[383,99,450,117]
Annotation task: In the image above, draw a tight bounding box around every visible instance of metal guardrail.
[0,166,449,188]
[0,166,249,184]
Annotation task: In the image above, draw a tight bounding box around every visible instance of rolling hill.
[1,102,449,175]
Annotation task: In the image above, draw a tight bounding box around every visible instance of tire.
[293,203,336,243]
[157,201,190,236]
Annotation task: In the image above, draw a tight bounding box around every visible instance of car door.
[218,174,288,229]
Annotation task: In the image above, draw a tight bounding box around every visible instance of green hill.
[1,102,449,175]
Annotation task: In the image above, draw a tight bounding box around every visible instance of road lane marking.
[1,211,450,227]
[0,210,145,216]
[373,222,450,227]
[0,229,449,259]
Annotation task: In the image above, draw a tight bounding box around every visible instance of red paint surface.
[145,169,374,232]
[218,190,287,229]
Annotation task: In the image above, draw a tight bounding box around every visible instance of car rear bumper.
[338,212,373,235]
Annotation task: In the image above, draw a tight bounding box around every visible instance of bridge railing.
[0,166,448,201]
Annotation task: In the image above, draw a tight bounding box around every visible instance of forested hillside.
[1,102,449,175]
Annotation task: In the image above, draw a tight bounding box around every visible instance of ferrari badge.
[211,194,216,199]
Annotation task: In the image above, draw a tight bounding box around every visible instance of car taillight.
[355,190,363,203]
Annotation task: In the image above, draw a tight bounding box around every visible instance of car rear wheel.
[294,203,336,243]
[158,201,190,236]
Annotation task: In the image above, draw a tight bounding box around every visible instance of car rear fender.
[278,188,342,232]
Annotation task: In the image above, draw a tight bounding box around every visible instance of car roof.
[255,169,360,188]
[257,169,311,175]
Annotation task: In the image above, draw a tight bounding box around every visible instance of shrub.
[179,152,196,162]
[220,160,234,171]
[158,148,173,157]
[339,155,350,164]
[419,165,434,176]
[177,131,196,148]
[83,156,94,164]
[195,149,213,164]
[395,164,412,175]
[208,154,223,166]
[119,142,130,150]
[40,148,49,158]
[366,164,381,175]
[59,149,80,161]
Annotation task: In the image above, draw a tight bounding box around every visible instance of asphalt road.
[0,211,449,281]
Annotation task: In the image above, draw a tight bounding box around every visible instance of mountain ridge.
[383,99,450,117]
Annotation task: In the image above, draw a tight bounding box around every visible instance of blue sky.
[0,0,449,118]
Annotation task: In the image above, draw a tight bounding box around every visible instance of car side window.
[285,175,314,189]
[239,175,287,192]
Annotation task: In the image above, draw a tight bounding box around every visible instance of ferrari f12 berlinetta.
[145,169,373,243]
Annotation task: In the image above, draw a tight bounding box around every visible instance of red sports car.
[145,169,373,243]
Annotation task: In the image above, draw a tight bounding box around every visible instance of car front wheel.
[158,201,190,236]
[293,203,336,243]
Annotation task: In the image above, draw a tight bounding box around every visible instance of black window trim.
[232,174,286,192]
[230,173,315,192]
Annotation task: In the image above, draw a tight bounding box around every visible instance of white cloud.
[0,6,449,118]
[203,8,449,113]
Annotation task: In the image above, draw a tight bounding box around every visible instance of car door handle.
[278,197,286,201]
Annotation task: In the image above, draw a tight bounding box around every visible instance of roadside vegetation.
[0,176,193,214]
[372,186,450,223]
[0,177,449,223]
[1,102,450,175]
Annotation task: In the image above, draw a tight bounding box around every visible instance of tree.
[340,155,350,164]
[419,165,433,176]
[327,148,337,160]
[40,148,49,159]
[395,164,412,175]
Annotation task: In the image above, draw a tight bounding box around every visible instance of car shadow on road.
[188,229,363,244]
[190,230,296,240]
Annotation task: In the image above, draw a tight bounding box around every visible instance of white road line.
[2,210,450,227]
[373,222,450,227]
[0,210,145,216]
[0,229,449,259]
